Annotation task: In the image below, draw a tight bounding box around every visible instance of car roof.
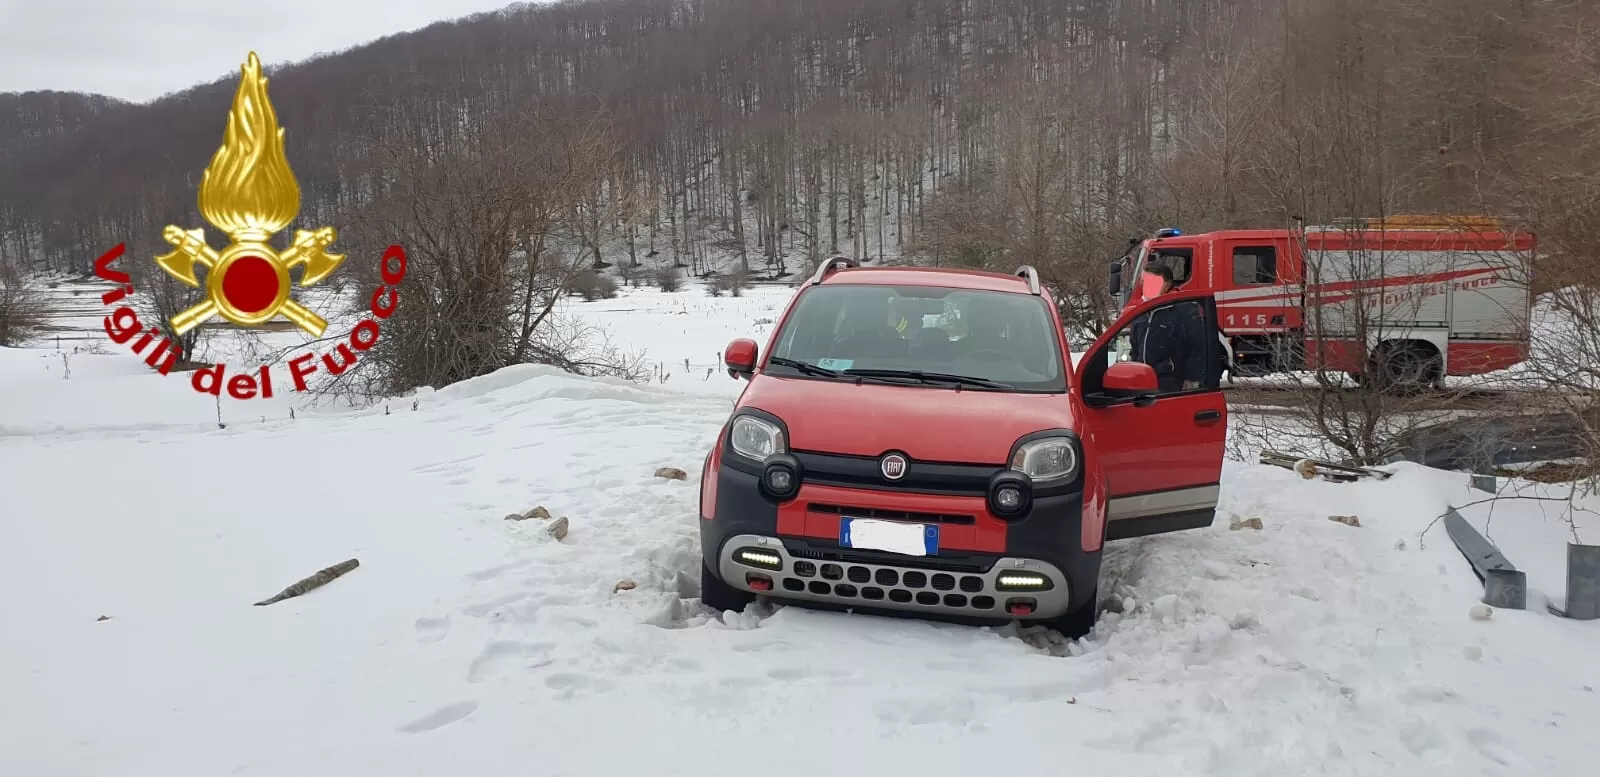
[816,265,1035,295]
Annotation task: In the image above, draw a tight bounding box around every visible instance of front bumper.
[716,533,1075,618]
[700,463,1099,621]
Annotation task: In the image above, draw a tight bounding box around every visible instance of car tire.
[1041,584,1099,640]
[700,561,756,613]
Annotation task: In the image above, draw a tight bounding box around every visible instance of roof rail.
[1014,265,1042,295]
[809,256,859,285]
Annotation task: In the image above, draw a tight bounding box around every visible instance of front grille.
[793,450,998,496]
[787,560,1000,611]
[721,533,1070,619]
[806,502,975,525]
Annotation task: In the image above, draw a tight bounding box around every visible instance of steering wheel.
[964,349,1012,362]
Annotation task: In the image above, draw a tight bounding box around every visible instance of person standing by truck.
[1130,263,1216,391]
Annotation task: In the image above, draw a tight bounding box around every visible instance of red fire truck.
[1107,216,1536,389]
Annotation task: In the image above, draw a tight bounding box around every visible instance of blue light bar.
[1155,228,1182,238]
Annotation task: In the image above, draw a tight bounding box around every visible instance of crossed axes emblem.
[155,225,342,338]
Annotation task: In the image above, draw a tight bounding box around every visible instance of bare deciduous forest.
[0,0,1597,404]
[2,0,1594,281]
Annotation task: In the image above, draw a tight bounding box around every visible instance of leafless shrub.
[706,265,747,298]
[0,265,48,346]
[615,260,640,288]
[567,270,618,301]
[126,258,209,368]
[720,265,747,298]
[652,264,682,293]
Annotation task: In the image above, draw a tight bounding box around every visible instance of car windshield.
[765,283,1067,392]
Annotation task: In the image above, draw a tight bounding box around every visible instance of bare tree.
[325,107,646,399]
[0,265,47,346]
[1476,0,1600,485]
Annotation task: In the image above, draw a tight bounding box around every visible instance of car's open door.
[1075,289,1228,540]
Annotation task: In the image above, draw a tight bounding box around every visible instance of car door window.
[1099,298,1219,394]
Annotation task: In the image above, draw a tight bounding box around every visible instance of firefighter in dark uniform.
[1131,264,1208,391]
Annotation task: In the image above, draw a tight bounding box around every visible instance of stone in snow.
[547,516,570,541]
[506,506,551,521]
[1230,516,1264,531]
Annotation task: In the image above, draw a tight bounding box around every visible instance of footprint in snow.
[414,616,451,644]
[544,673,617,699]
[396,700,479,734]
[468,640,555,682]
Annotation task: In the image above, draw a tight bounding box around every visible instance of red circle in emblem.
[221,256,280,314]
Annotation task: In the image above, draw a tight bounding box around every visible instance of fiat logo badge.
[880,453,908,481]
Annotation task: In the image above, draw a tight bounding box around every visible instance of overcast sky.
[0,0,533,102]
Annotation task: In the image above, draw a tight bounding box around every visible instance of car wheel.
[701,561,756,613]
[1040,584,1099,640]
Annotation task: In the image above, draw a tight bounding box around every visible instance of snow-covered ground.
[3,280,1599,777]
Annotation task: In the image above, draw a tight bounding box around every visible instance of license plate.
[839,518,938,556]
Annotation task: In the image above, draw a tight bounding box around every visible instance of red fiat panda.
[698,258,1228,637]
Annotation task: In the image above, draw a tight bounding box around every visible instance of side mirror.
[1107,262,1123,298]
[725,338,758,380]
[1104,361,1158,406]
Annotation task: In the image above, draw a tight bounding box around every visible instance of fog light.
[986,469,1032,519]
[760,454,803,501]
[766,468,793,493]
[996,572,1052,591]
[735,548,783,570]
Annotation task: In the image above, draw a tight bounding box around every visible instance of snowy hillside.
[2,282,1598,777]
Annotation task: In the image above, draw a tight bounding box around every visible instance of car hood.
[737,375,1076,464]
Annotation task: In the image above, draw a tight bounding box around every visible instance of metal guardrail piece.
[1563,543,1600,621]
[1442,507,1527,610]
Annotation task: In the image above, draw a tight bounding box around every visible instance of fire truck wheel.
[1370,343,1442,393]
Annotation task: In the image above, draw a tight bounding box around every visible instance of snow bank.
[3,354,1598,776]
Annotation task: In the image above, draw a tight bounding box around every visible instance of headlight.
[1010,436,1079,482]
[729,415,786,461]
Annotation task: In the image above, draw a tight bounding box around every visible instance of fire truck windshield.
[1128,242,1151,281]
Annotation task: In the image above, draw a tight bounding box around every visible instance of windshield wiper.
[841,368,1013,390]
[766,357,842,378]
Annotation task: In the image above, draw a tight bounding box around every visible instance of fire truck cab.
[1107,217,1535,389]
